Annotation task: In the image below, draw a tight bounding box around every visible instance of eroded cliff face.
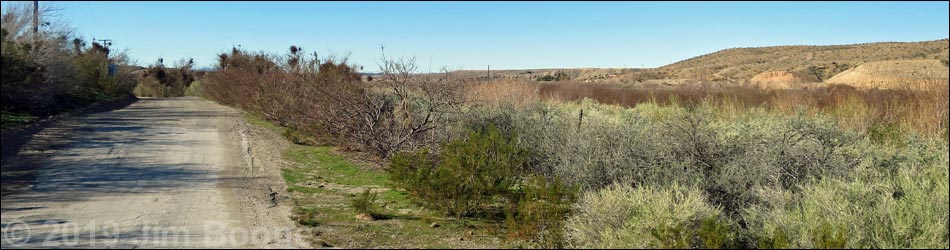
[826,59,949,90]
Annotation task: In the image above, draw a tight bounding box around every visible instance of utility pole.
[487,65,491,83]
[32,1,39,45]
[94,38,115,75]
[98,39,113,50]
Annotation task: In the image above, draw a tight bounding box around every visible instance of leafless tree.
[309,49,469,158]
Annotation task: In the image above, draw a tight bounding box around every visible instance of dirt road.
[1,97,306,249]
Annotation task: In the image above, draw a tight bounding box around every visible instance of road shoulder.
[217,104,311,248]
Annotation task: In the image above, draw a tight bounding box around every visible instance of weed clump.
[292,208,320,227]
[350,189,385,220]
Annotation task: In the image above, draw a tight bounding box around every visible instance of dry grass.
[468,79,949,138]
[467,79,541,108]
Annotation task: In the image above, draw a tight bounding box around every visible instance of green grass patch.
[241,111,509,248]
[286,186,334,195]
[379,190,414,210]
[1,111,36,130]
[243,112,283,133]
[281,144,511,248]
[286,146,389,187]
[281,167,309,186]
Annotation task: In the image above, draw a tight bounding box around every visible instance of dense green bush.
[388,149,436,199]
[389,124,528,218]
[390,124,579,247]
[505,175,577,249]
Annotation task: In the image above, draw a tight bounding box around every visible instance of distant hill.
[825,59,948,90]
[622,39,949,89]
[456,39,949,90]
[660,39,945,79]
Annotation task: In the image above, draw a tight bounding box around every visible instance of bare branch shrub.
[352,56,469,157]
[203,46,468,158]
[2,3,135,114]
[133,57,197,97]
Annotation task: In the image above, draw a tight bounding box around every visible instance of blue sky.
[3,1,948,71]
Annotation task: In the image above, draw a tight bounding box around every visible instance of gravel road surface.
[1,97,306,249]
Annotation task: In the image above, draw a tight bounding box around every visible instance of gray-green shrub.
[744,158,949,249]
[565,183,739,249]
[470,99,861,220]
